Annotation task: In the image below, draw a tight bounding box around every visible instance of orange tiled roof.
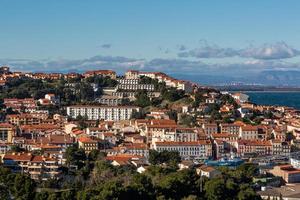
[78,137,97,143]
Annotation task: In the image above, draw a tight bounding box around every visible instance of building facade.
[66,105,140,121]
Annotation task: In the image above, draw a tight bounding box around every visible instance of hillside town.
[1,65,300,199]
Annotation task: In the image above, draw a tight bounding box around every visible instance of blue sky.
[1,1,300,85]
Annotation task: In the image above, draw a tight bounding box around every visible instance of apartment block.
[2,153,61,180]
[66,105,140,121]
[152,140,212,160]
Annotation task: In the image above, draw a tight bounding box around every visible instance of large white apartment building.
[117,78,139,84]
[152,140,212,160]
[125,70,193,92]
[116,84,155,91]
[66,105,140,121]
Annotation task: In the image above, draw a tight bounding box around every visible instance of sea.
[244,92,300,110]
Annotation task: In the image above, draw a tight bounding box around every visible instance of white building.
[66,105,140,121]
[239,125,258,140]
[124,70,193,92]
[117,79,139,84]
[149,126,201,145]
[152,140,212,160]
[116,84,155,91]
[231,93,249,103]
[96,95,123,106]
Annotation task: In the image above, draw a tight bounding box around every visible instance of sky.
[1,1,300,85]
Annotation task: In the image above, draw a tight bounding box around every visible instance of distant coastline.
[214,85,300,92]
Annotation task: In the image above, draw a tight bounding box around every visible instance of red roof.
[78,137,97,143]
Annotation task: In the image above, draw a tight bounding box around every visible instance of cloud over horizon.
[1,40,300,85]
[178,42,300,60]
[2,54,300,75]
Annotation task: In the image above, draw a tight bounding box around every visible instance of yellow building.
[78,137,99,154]
[0,123,16,143]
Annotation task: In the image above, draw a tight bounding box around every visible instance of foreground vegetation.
[0,147,261,200]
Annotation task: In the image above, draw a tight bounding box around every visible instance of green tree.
[0,184,10,200]
[134,90,151,108]
[61,190,76,200]
[167,110,178,122]
[34,191,49,200]
[204,178,227,200]
[13,173,36,200]
[179,114,196,127]
[65,145,86,167]
[149,150,181,168]
[131,109,146,119]
[237,188,261,200]
[162,88,185,102]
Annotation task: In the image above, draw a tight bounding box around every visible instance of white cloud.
[178,42,300,60]
[239,42,300,59]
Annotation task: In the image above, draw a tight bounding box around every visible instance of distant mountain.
[255,70,300,86]
[172,70,300,86]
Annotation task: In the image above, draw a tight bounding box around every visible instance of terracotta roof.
[241,125,258,131]
[3,153,32,161]
[20,124,60,130]
[78,137,97,143]
[237,139,271,146]
[151,119,176,125]
[106,154,143,162]
[31,155,44,162]
[147,124,178,129]
[199,165,217,172]
[0,123,15,128]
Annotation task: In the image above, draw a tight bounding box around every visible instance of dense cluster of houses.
[1,66,300,184]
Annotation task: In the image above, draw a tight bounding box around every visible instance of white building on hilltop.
[66,105,140,121]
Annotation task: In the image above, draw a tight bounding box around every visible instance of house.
[196,165,221,178]
[202,123,218,136]
[78,137,99,153]
[6,114,42,126]
[214,140,225,159]
[0,123,16,143]
[111,143,149,157]
[0,143,12,154]
[178,160,195,170]
[258,184,300,200]
[205,97,221,104]
[137,165,149,173]
[269,165,300,183]
[231,93,249,103]
[105,154,144,166]
[83,70,116,79]
[4,98,37,112]
[2,153,61,180]
[239,125,259,140]
[220,104,234,113]
[38,94,60,105]
[220,123,240,135]
[99,132,117,146]
[124,133,145,144]
[235,140,272,157]
[271,140,290,156]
